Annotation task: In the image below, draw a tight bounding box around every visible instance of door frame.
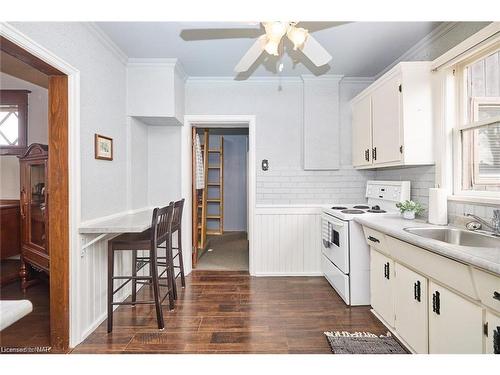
[182,115,256,275]
[1,23,81,351]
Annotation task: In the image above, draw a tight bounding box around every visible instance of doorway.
[182,115,256,275]
[0,34,70,352]
[193,128,249,271]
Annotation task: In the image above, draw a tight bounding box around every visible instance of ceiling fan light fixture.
[264,21,289,40]
[287,26,308,50]
[264,38,280,56]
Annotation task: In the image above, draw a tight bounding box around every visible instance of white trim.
[186,76,303,84]
[127,57,179,66]
[182,115,256,275]
[0,22,82,348]
[301,74,344,81]
[83,23,128,65]
[432,22,500,71]
[448,195,500,206]
[254,272,323,277]
[340,76,374,85]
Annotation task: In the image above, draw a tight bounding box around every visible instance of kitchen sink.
[403,227,500,248]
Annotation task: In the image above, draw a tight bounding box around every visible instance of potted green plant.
[396,200,425,220]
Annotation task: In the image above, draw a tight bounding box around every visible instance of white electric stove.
[321,180,410,306]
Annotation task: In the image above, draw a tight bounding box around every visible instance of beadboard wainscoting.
[253,206,323,276]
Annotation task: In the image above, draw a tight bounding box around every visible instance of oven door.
[321,213,350,273]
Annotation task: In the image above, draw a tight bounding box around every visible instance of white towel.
[195,134,205,190]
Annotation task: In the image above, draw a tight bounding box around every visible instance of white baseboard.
[253,272,323,277]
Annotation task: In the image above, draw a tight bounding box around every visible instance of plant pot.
[402,211,415,220]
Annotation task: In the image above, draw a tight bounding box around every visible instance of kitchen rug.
[324,331,407,354]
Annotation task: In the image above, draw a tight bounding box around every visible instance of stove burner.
[341,209,365,214]
[367,209,387,213]
[331,206,348,210]
[353,205,370,209]
[371,205,381,210]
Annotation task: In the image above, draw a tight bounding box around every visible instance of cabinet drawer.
[363,227,388,255]
[472,268,500,313]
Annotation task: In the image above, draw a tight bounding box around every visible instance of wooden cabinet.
[394,263,428,353]
[370,249,395,327]
[18,143,49,289]
[351,95,372,167]
[351,62,433,169]
[484,310,500,354]
[428,281,483,354]
[0,200,21,260]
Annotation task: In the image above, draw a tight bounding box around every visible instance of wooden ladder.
[205,133,224,236]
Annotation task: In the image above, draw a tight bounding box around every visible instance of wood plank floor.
[0,279,51,349]
[72,271,387,354]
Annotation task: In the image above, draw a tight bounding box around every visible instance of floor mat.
[324,331,407,354]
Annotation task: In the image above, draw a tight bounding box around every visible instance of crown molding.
[186,76,304,84]
[340,76,375,84]
[374,22,459,79]
[301,74,344,82]
[127,58,179,66]
[84,22,128,65]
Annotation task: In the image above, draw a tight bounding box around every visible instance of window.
[0,90,30,155]
[456,46,500,197]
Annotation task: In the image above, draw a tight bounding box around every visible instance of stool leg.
[165,237,176,309]
[107,242,115,333]
[131,250,137,305]
[150,247,165,330]
[177,229,186,288]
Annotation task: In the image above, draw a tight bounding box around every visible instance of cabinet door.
[485,310,500,354]
[370,249,394,327]
[371,74,402,165]
[428,281,483,353]
[351,95,372,167]
[394,263,428,353]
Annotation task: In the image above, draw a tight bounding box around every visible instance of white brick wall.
[375,165,436,215]
[257,167,375,205]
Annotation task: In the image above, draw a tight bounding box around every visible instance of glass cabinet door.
[28,163,46,249]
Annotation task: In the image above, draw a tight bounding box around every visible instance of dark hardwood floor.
[73,271,387,354]
[0,278,51,349]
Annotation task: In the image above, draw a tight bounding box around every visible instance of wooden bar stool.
[107,204,175,333]
[145,199,186,300]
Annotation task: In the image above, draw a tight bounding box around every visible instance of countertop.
[79,208,154,234]
[354,214,500,276]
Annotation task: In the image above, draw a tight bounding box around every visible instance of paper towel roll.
[428,188,448,225]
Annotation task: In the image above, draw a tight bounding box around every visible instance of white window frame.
[451,42,500,204]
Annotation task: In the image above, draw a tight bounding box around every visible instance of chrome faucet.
[466,209,500,235]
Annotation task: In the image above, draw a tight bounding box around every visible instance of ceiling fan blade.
[234,35,267,73]
[295,21,350,33]
[300,34,332,66]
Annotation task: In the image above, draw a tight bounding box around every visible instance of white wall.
[186,77,375,206]
[223,134,248,231]
[11,22,128,222]
[0,72,48,199]
[127,117,148,210]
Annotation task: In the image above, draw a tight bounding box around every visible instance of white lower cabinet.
[428,281,483,353]
[394,263,428,353]
[485,310,500,354]
[370,249,395,327]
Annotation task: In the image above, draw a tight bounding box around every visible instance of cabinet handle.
[372,147,377,161]
[364,149,370,162]
[484,322,489,337]
[432,291,441,315]
[367,236,380,243]
[383,262,390,280]
[414,280,421,302]
[493,291,500,301]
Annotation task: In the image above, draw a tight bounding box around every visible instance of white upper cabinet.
[127,59,186,126]
[351,95,372,167]
[303,76,342,170]
[351,62,434,169]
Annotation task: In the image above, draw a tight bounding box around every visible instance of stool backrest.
[151,203,174,247]
[171,198,185,231]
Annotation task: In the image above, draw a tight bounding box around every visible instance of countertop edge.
[353,216,500,276]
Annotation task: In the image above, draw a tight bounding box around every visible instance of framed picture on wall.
[94,134,113,160]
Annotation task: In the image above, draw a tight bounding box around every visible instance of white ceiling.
[97,22,441,78]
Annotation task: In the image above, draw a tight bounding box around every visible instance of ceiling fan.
[234,21,333,73]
